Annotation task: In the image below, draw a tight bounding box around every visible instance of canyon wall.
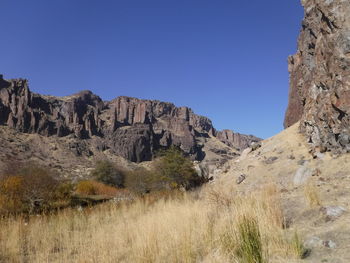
[285,0,350,153]
[0,75,260,162]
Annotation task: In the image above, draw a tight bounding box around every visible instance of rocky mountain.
[285,0,350,154]
[216,129,261,151]
[0,74,260,167]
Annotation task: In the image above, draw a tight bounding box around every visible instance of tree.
[154,146,202,190]
[0,162,59,214]
[124,168,155,193]
[90,160,124,187]
[17,164,59,212]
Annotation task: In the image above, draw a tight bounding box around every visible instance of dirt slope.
[215,123,350,262]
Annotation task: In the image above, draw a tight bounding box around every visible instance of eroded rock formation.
[285,0,350,153]
[0,75,260,162]
[216,130,260,151]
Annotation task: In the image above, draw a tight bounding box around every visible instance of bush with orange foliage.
[0,161,62,214]
[76,180,120,197]
[0,176,26,214]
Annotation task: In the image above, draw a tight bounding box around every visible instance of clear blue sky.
[1,0,304,139]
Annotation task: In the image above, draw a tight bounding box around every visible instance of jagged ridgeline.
[0,74,260,163]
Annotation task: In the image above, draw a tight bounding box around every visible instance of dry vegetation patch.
[75,180,121,197]
[0,185,306,263]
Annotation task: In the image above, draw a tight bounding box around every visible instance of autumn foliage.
[76,180,120,197]
[0,162,64,215]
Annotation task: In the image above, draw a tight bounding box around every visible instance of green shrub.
[154,146,202,190]
[91,160,125,187]
[236,216,266,263]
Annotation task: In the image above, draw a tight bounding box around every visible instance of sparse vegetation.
[0,150,204,215]
[124,147,205,193]
[90,160,125,187]
[0,184,306,262]
[0,152,311,262]
[304,179,321,207]
[124,167,156,193]
[291,231,309,259]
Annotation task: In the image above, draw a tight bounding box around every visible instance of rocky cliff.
[216,130,260,151]
[285,0,350,153]
[0,74,260,163]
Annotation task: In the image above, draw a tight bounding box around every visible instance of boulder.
[293,164,313,186]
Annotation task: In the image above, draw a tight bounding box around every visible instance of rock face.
[216,130,261,151]
[285,0,350,153]
[0,75,260,162]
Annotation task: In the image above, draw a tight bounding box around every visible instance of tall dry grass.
[0,185,305,263]
[304,179,322,207]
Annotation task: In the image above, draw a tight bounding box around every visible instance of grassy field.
[0,185,305,263]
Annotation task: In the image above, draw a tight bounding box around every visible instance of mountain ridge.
[0,74,260,166]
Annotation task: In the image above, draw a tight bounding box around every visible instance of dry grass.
[304,179,322,207]
[0,185,305,263]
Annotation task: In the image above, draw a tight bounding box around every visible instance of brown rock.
[0,75,259,163]
[285,0,350,153]
[216,129,261,151]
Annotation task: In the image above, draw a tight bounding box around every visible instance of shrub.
[124,168,156,193]
[20,164,58,202]
[76,181,97,195]
[76,180,119,197]
[153,146,202,190]
[291,231,309,259]
[54,181,75,200]
[0,176,26,214]
[0,162,64,216]
[0,162,59,214]
[235,216,266,263]
[91,160,125,187]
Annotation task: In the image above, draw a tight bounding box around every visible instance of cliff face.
[216,130,260,151]
[0,75,260,162]
[284,0,350,153]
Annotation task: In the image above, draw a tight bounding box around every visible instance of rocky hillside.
[0,74,260,174]
[219,123,350,262]
[285,0,350,154]
[215,2,350,261]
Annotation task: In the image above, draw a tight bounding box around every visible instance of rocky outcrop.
[0,75,104,138]
[216,130,260,151]
[0,75,259,162]
[285,0,350,153]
